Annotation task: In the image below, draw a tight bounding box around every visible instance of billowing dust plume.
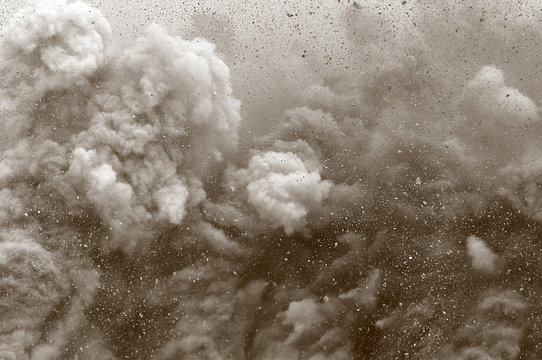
[1,0,542,359]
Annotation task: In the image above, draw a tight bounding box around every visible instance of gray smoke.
[1,0,542,359]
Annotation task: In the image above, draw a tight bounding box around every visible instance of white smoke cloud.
[0,0,111,95]
[466,235,499,275]
[467,66,538,123]
[55,18,241,252]
[456,65,541,173]
[227,150,332,235]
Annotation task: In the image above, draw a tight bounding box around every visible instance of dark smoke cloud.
[1,0,542,359]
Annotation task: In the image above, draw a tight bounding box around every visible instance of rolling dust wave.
[1,0,542,359]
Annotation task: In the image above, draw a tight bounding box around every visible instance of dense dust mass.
[2,0,542,359]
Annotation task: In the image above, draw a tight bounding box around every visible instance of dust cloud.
[1,1,542,359]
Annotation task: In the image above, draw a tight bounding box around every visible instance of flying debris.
[1,0,542,359]
[352,1,363,10]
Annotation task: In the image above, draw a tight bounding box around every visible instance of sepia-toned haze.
[1,0,542,359]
